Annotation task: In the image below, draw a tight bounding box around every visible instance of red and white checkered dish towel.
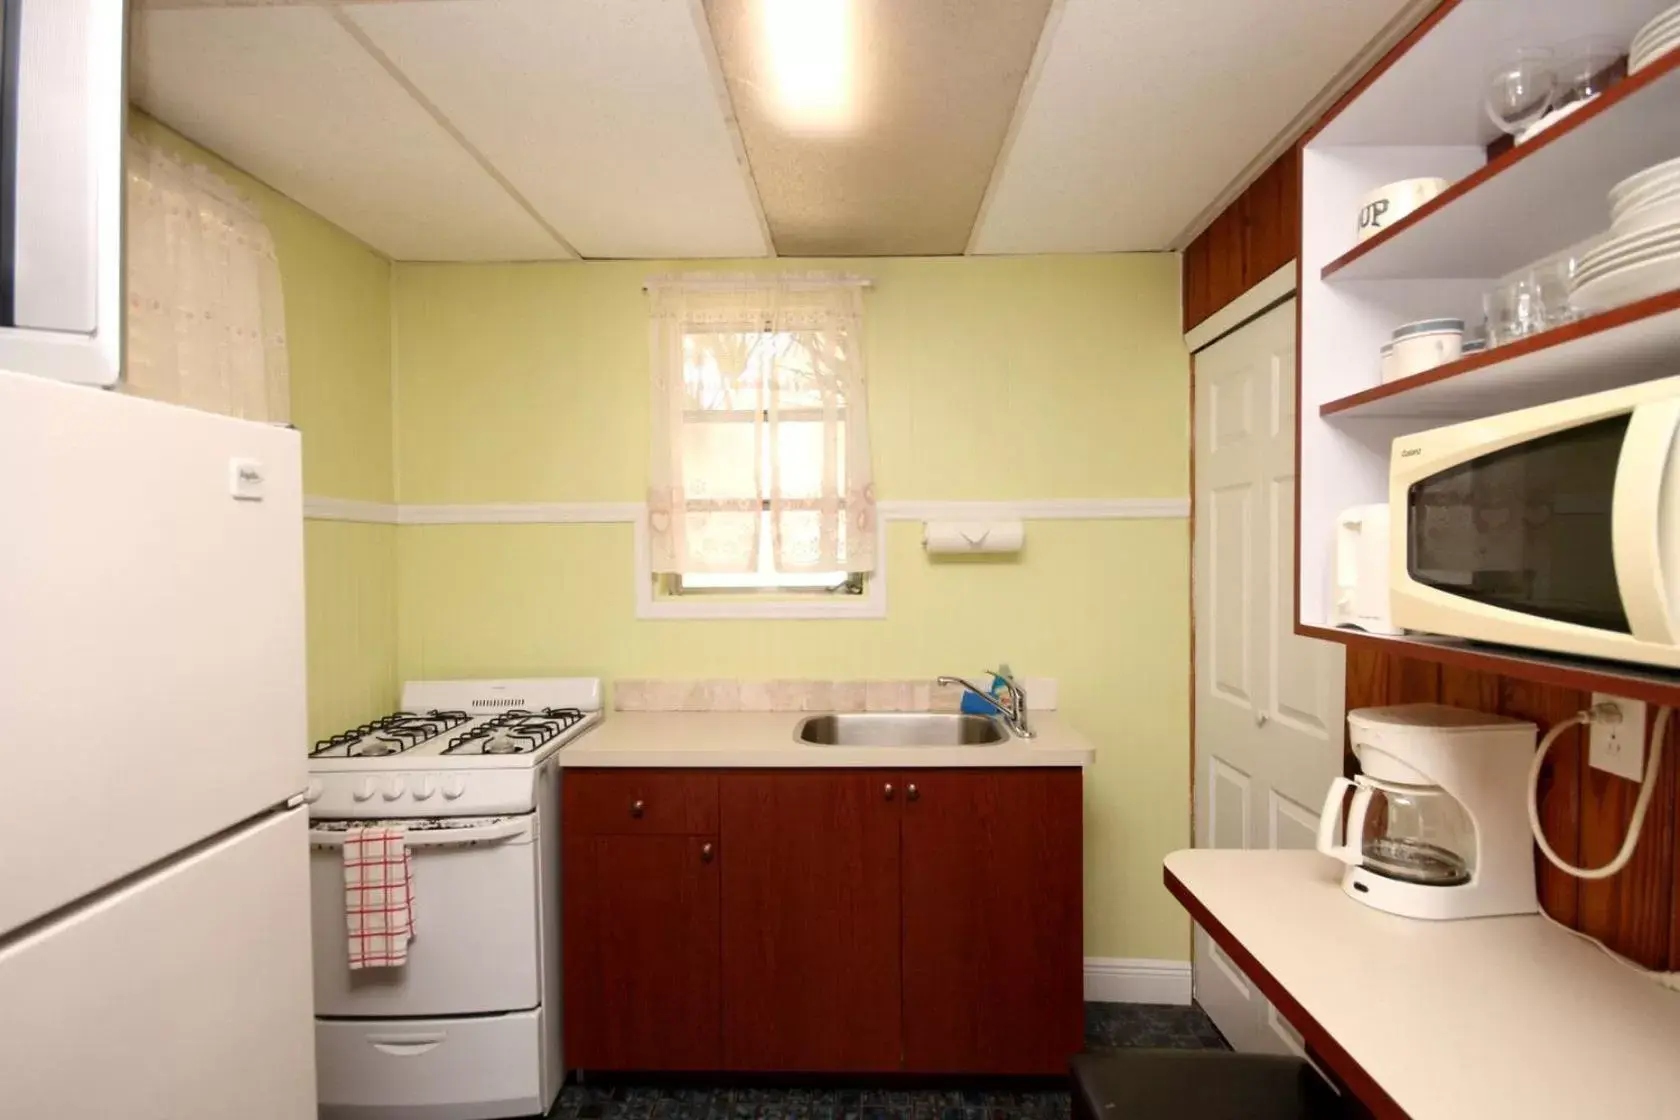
[344,826,414,969]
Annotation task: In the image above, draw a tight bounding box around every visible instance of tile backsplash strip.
[613,678,1057,713]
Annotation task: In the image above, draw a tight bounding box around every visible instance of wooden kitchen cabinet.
[561,777,720,1070]
[718,772,902,1071]
[561,766,1083,1075]
[901,769,1085,1075]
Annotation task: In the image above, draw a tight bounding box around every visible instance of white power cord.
[1539,909,1680,992]
[1527,704,1670,880]
[1526,703,1680,991]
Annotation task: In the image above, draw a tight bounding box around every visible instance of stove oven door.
[309,814,540,1018]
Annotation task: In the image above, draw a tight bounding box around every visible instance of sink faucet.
[936,670,1034,739]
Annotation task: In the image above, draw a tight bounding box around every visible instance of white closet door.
[1192,298,1345,1054]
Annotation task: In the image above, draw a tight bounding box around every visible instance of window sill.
[633,519,887,620]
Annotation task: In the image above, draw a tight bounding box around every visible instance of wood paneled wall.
[1182,148,1299,331]
[1348,649,1680,969]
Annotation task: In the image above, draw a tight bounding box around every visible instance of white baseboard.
[1084,957,1192,1006]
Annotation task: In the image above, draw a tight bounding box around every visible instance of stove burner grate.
[310,708,474,758]
[442,707,587,756]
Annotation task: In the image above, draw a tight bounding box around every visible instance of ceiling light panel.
[346,0,770,260]
[706,0,1053,257]
[971,0,1411,254]
[130,5,568,261]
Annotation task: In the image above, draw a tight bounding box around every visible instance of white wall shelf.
[1296,0,1680,703]
[1320,289,1680,420]
[1322,48,1680,283]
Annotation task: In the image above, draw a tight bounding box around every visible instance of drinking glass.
[1557,37,1624,107]
[1485,49,1558,134]
[1485,273,1548,345]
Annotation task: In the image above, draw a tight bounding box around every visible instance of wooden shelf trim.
[1299,624,1680,708]
[1163,866,1405,1120]
[1319,47,1680,282]
[1318,288,1680,417]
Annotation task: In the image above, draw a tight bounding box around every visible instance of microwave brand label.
[1398,447,1421,458]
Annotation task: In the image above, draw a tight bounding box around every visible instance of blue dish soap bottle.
[960,663,1013,715]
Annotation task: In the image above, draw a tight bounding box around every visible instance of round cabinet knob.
[883,783,895,800]
[413,777,437,801]
[352,778,376,803]
[382,777,406,801]
[1255,711,1270,728]
[906,784,920,802]
[304,780,324,805]
[442,777,466,800]
[630,799,645,819]
[700,842,715,863]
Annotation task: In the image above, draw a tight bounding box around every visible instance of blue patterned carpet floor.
[547,1002,1227,1120]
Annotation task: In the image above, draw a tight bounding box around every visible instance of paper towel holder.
[922,520,1024,556]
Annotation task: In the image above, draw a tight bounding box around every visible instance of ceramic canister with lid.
[1390,318,1464,380]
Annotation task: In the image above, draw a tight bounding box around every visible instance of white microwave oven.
[1389,374,1680,670]
[0,0,125,386]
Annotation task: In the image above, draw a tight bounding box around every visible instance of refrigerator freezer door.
[0,370,306,935]
[0,807,315,1120]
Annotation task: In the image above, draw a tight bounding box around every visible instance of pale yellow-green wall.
[130,113,401,738]
[392,256,1193,961]
[394,257,1186,503]
[127,117,1195,958]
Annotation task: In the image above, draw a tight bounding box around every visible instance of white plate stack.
[1568,156,1680,313]
[1632,3,1680,74]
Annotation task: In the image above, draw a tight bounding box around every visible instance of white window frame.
[633,511,886,620]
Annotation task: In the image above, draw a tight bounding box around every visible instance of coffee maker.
[1316,704,1538,920]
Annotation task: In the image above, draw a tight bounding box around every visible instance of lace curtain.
[125,136,290,422]
[647,274,877,575]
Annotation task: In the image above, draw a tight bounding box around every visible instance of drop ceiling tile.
[130,5,569,261]
[706,0,1053,257]
[345,0,768,260]
[971,0,1411,254]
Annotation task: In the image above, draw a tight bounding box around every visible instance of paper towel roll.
[922,520,1024,555]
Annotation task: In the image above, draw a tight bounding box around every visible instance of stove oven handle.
[308,818,530,850]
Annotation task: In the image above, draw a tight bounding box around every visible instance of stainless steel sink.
[794,712,1009,747]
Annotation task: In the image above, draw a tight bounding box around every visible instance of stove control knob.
[352,778,376,802]
[382,777,405,801]
[442,776,466,800]
[414,777,437,801]
[304,780,324,805]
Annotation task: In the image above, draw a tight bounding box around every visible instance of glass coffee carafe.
[1350,776,1476,886]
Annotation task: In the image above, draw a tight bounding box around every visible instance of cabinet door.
[562,833,719,1070]
[719,771,902,1071]
[901,769,1084,1075]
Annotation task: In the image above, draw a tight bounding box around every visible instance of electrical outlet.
[1588,693,1647,782]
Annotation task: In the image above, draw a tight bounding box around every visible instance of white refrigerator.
[0,369,317,1118]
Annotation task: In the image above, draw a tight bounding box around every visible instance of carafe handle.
[1316,777,1371,866]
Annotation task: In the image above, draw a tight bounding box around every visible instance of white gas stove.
[309,678,596,1120]
[305,678,602,818]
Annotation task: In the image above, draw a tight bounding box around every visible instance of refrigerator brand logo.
[1398,447,1422,458]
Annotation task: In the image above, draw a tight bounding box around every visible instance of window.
[644,275,878,610]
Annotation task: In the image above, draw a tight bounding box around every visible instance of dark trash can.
[1070,1049,1349,1120]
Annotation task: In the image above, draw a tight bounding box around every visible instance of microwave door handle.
[1612,400,1680,644]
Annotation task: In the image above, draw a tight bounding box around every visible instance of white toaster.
[1333,503,1401,635]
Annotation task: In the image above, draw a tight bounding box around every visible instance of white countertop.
[1164,849,1680,1120]
[557,711,1093,768]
